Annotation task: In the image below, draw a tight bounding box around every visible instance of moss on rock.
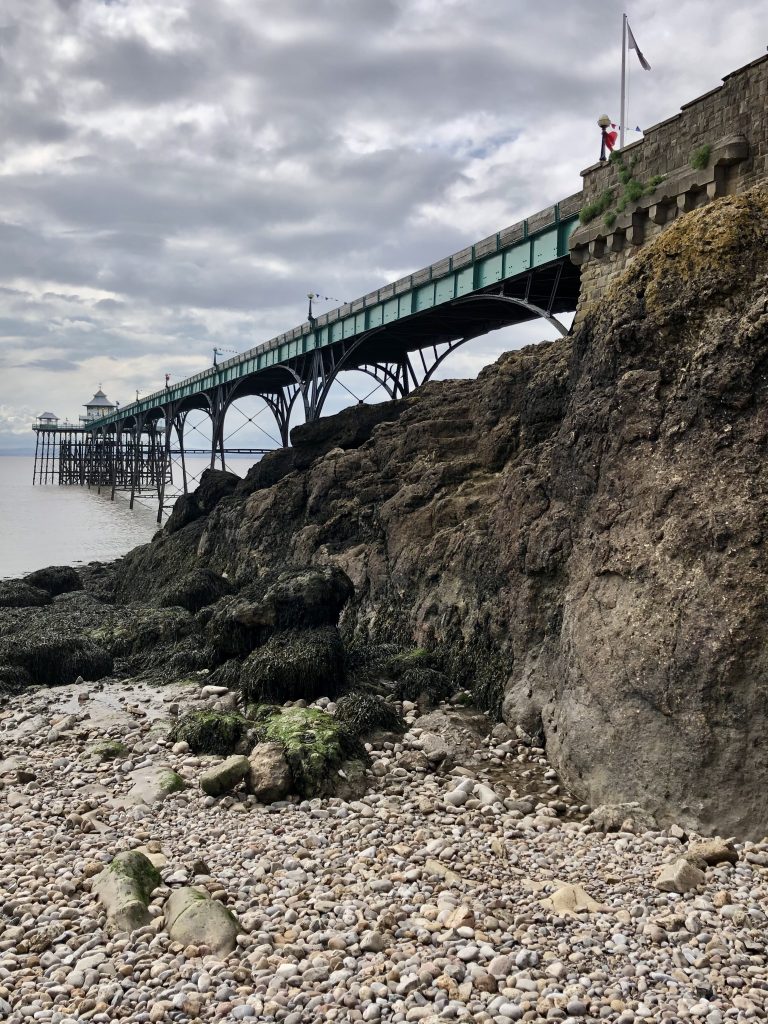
[90,740,129,762]
[160,770,187,794]
[260,706,368,798]
[239,626,344,704]
[334,691,404,737]
[102,850,161,904]
[168,710,251,755]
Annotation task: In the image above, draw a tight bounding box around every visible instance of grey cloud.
[0,0,764,449]
[25,356,81,371]
[76,35,207,106]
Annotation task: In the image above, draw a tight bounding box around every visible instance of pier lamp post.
[307,292,316,326]
[598,114,612,162]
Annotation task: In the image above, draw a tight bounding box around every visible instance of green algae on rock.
[259,705,368,798]
[93,850,161,933]
[90,740,129,762]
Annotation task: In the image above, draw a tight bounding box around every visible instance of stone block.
[654,858,706,893]
[200,755,250,797]
[164,887,238,957]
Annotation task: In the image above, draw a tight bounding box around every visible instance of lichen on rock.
[90,740,129,762]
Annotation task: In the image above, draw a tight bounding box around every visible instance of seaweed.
[239,626,344,704]
[3,635,113,687]
[334,691,404,737]
[0,665,32,695]
[24,566,82,597]
[0,582,51,609]
[156,568,233,614]
[90,740,129,761]
[168,710,252,755]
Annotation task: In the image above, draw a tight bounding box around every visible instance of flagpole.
[620,13,627,150]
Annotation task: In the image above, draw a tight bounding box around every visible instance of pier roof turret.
[84,388,115,410]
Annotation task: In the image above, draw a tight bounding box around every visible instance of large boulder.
[205,567,353,660]
[24,565,82,596]
[165,493,202,535]
[258,706,368,798]
[93,851,161,933]
[239,400,409,496]
[164,887,238,956]
[156,568,233,613]
[246,741,292,803]
[195,468,240,513]
[251,566,354,629]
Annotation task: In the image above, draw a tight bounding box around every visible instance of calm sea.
[0,454,247,580]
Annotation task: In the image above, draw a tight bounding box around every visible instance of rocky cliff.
[87,187,768,838]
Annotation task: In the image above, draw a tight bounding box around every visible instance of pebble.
[0,682,763,1024]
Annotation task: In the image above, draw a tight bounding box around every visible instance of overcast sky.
[0,0,764,452]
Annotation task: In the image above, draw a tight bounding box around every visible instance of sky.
[0,0,765,452]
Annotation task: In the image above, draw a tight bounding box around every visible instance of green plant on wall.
[579,189,614,225]
[579,150,666,228]
[690,144,711,170]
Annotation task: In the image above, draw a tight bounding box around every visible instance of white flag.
[627,21,651,71]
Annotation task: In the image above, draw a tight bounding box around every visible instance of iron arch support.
[451,294,569,338]
[307,325,387,421]
[348,364,400,400]
[218,381,295,452]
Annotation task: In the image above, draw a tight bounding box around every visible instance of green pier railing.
[89,192,581,430]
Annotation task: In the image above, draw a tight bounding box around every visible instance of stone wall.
[570,53,768,319]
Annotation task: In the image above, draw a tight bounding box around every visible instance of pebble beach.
[1,679,766,1024]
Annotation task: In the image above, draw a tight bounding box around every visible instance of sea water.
[0,454,246,579]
